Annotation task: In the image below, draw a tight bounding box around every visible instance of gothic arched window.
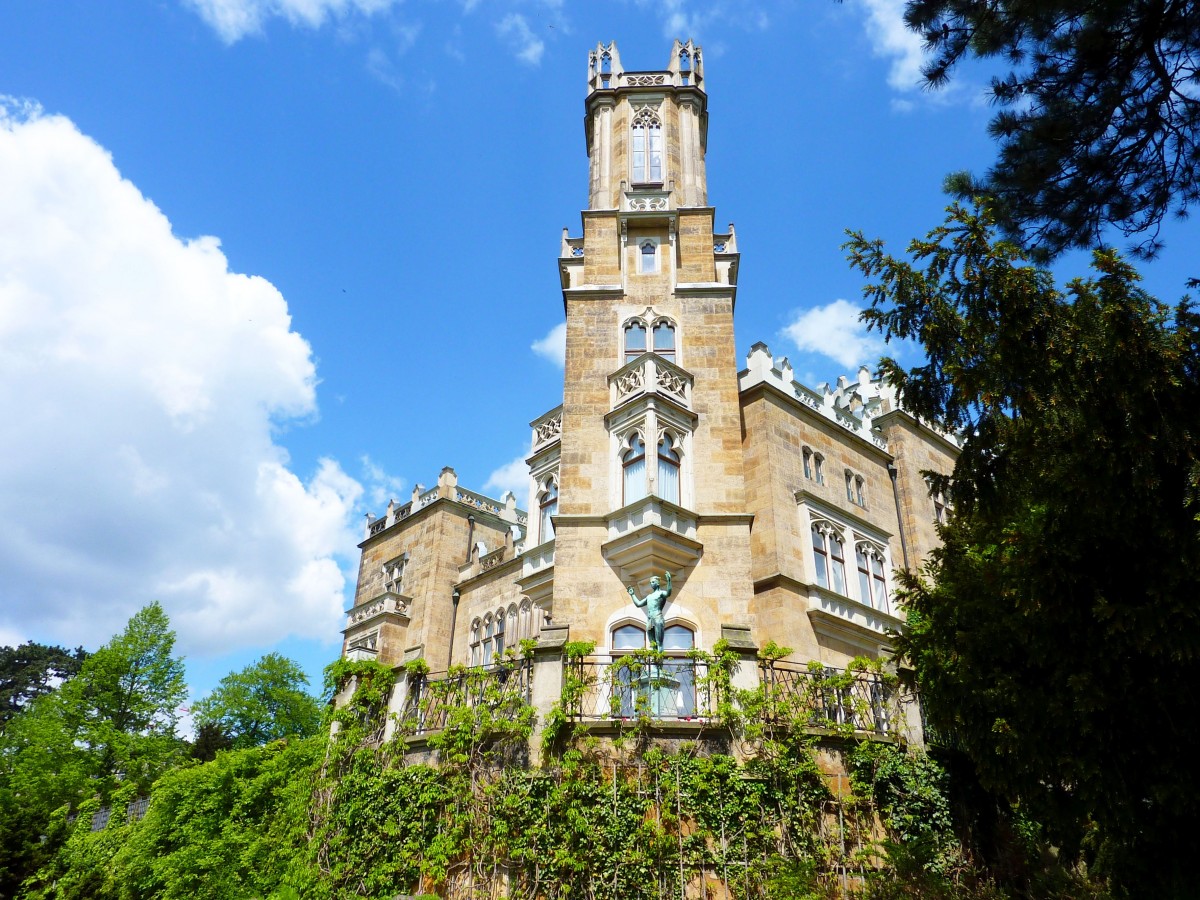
[624,321,647,362]
[652,320,675,362]
[631,108,663,184]
[640,239,657,274]
[657,433,681,505]
[856,543,889,611]
[538,476,558,543]
[812,521,848,595]
[622,433,647,504]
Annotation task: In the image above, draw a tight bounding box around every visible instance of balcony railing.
[558,657,900,736]
[400,658,534,736]
[759,661,897,735]
[563,657,719,722]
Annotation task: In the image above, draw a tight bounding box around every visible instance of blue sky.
[2,0,1194,715]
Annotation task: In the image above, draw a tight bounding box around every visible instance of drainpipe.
[888,463,911,572]
[448,589,460,671]
[465,514,476,563]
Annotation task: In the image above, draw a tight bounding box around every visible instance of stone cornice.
[794,489,894,541]
[739,380,893,462]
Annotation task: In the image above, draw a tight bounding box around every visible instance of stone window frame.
[801,502,895,613]
[537,473,559,544]
[854,540,890,614]
[608,618,699,717]
[639,238,659,274]
[630,104,664,185]
[621,310,679,366]
[612,417,692,511]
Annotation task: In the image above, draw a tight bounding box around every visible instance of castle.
[339,41,956,745]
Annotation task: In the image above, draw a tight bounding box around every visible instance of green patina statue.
[627,571,673,651]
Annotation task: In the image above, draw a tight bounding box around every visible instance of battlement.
[586,39,704,95]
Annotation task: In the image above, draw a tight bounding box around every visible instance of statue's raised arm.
[628,584,645,608]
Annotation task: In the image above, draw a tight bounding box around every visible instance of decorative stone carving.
[655,368,688,402]
[627,74,666,86]
[616,366,645,398]
[628,196,668,211]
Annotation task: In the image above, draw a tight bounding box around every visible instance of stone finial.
[439,467,457,489]
[411,484,424,504]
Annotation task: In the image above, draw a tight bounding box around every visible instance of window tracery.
[631,106,663,183]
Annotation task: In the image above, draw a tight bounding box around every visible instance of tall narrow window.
[483,616,494,661]
[470,620,481,666]
[871,553,889,611]
[494,611,505,658]
[812,525,830,589]
[846,471,855,502]
[814,454,825,485]
[657,434,681,504]
[624,321,647,362]
[679,50,691,85]
[812,522,847,595]
[829,533,848,595]
[856,545,873,607]
[802,447,813,479]
[653,321,675,362]
[622,433,647,504]
[855,476,866,507]
[538,477,558,543]
[640,240,657,274]
[631,109,663,183]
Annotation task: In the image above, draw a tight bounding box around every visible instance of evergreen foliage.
[0,642,88,730]
[901,0,1200,259]
[847,203,1200,896]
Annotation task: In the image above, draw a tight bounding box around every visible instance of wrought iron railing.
[759,661,897,735]
[400,658,534,735]
[564,657,718,722]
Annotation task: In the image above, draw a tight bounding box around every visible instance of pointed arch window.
[679,49,691,85]
[482,615,494,662]
[469,619,481,666]
[640,239,657,274]
[856,543,890,612]
[494,610,505,658]
[657,433,681,504]
[812,521,848,595]
[802,446,813,480]
[622,433,647,504]
[631,108,663,184]
[652,321,675,362]
[538,476,558,543]
[624,321,647,362]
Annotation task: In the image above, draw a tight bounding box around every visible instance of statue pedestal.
[634,668,681,717]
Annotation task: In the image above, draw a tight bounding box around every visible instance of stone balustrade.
[609,354,693,411]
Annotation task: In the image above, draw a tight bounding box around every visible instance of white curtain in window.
[623,435,647,503]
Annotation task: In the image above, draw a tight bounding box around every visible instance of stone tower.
[540,39,754,654]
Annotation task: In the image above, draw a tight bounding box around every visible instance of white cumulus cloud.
[0,100,362,656]
[483,455,530,503]
[781,299,886,370]
[531,322,566,367]
[853,0,927,93]
[496,13,544,65]
[184,0,401,43]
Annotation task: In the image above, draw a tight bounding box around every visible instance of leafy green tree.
[847,203,1200,896]
[0,642,88,730]
[192,653,321,749]
[0,603,186,896]
[902,0,1200,259]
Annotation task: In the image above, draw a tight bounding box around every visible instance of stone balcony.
[609,353,693,413]
[530,405,563,454]
[602,495,702,584]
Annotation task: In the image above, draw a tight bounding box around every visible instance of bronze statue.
[627,571,673,651]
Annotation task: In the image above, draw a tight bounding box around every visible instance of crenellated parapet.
[364,467,527,541]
